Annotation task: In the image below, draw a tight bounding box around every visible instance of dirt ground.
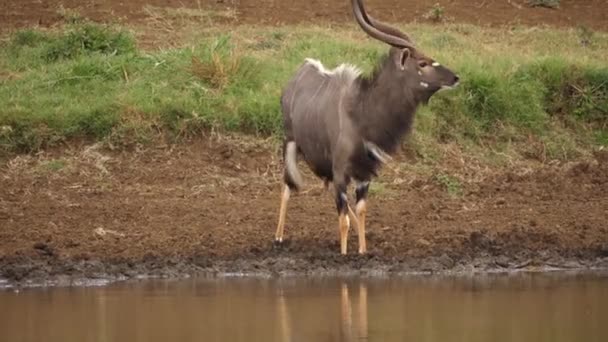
[1,0,608,32]
[1,136,607,285]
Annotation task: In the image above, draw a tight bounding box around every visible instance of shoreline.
[3,253,607,289]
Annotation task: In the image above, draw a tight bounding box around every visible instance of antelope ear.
[394,48,411,70]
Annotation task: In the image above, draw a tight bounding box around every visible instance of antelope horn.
[356,0,413,43]
[351,0,414,49]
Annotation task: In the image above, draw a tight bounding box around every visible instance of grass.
[56,5,85,25]
[435,173,463,197]
[143,5,237,24]
[39,159,67,172]
[0,21,606,159]
[423,4,447,23]
[527,0,560,9]
[368,182,389,197]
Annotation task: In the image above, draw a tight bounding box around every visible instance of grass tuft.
[423,4,447,23]
[43,23,135,61]
[435,173,463,197]
[527,0,560,9]
[56,5,85,24]
[190,35,242,90]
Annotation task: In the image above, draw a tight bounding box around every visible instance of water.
[1,272,607,342]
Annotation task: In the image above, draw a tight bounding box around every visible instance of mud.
[1,136,607,287]
[1,0,607,32]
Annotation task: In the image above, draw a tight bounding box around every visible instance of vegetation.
[435,173,462,197]
[527,0,560,9]
[0,21,606,159]
[423,3,447,23]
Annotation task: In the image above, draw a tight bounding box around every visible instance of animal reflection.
[276,282,369,342]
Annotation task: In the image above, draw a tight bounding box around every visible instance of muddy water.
[1,273,607,342]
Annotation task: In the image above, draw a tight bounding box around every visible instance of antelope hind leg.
[275,184,290,243]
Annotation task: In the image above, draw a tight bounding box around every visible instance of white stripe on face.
[432,62,440,67]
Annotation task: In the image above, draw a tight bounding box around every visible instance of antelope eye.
[418,61,429,68]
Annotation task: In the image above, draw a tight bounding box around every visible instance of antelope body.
[275,0,459,254]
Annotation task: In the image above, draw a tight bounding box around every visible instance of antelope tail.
[285,141,303,190]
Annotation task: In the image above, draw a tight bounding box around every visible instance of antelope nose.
[453,75,460,84]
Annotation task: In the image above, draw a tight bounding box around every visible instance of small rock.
[416,238,431,247]
[419,259,441,272]
[94,227,125,238]
[437,254,455,269]
[495,256,510,268]
[469,231,488,247]
[563,260,582,269]
[593,149,608,165]
[33,242,55,257]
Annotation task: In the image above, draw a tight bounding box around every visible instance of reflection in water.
[276,280,368,342]
[277,287,291,342]
[0,273,607,342]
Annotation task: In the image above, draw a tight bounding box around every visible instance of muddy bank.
[2,250,608,288]
[1,136,607,287]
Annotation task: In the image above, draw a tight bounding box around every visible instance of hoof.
[272,239,290,249]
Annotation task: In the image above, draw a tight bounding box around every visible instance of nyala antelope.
[274,0,460,254]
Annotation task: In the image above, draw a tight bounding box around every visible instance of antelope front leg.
[339,211,350,255]
[335,185,350,255]
[355,181,370,254]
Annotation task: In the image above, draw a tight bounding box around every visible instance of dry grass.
[142,5,236,31]
[191,52,240,90]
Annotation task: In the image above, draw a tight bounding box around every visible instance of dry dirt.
[1,136,607,285]
[1,0,608,32]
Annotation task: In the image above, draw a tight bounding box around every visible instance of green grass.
[527,0,560,9]
[368,182,389,197]
[435,173,463,197]
[0,21,606,156]
[39,159,67,172]
[423,4,446,23]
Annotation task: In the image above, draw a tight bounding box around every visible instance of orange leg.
[275,185,290,242]
[339,212,350,255]
[356,200,367,254]
[355,181,370,254]
[347,204,360,236]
